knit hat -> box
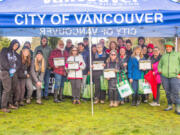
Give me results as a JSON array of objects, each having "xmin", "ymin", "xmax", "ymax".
[
  {"xmin": 36, "ymin": 50, "xmax": 43, "ymax": 56},
  {"xmin": 120, "ymin": 46, "xmax": 126, "ymax": 50},
  {"xmin": 164, "ymin": 41, "xmax": 175, "ymax": 47},
  {"xmin": 147, "ymin": 43, "xmax": 154, "ymax": 49}
]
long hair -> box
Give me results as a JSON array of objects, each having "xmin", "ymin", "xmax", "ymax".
[
  {"xmin": 131, "ymin": 46, "xmax": 144, "ymax": 59},
  {"xmin": 106, "ymin": 50, "xmax": 119, "ymax": 64},
  {"xmin": 109, "ymin": 41, "xmax": 118, "ymax": 50},
  {"xmin": 21, "ymin": 49, "xmax": 31, "ymax": 67},
  {"xmin": 69, "ymin": 46, "xmax": 79, "ymax": 56},
  {"xmin": 34, "ymin": 56, "xmax": 45, "ymax": 73}
]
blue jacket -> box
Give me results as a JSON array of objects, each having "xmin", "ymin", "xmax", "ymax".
[
  {"xmin": 128, "ymin": 57, "xmax": 144, "ymax": 80},
  {"xmin": 80, "ymin": 50, "xmax": 89, "ymax": 75}
]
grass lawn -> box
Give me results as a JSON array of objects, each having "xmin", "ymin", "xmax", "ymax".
[{"xmin": 0, "ymin": 90, "xmax": 180, "ymax": 135}]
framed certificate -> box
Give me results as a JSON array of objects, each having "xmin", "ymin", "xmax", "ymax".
[
  {"xmin": 139, "ymin": 60, "xmax": 152, "ymax": 70},
  {"xmin": 103, "ymin": 68, "xmax": 117, "ymax": 78},
  {"xmin": 68, "ymin": 61, "xmax": 79, "ymax": 70},
  {"xmin": 93, "ymin": 61, "xmax": 104, "ymax": 70},
  {"xmin": 53, "ymin": 57, "xmax": 65, "ymax": 67}
]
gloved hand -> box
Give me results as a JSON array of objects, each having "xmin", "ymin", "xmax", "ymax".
[{"xmin": 9, "ymin": 68, "xmax": 16, "ymax": 77}]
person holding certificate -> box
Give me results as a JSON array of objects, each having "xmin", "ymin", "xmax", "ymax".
[
  {"xmin": 128, "ymin": 46, "xmax": 145, "ymax": 106},
  {"xmin": 92, "ymin": 43, "xmax": 108, "ymax": 104},
  {"xmin": 66, "ymin": 47, "xmax": 86, "ymax": 104},
  {"xmin": 105, "ymin": 50, "xmax": 120, "ymax": 107},
  {"xmin": 49, "ymin": 40, "xmax": 69, "ymax": 103}
]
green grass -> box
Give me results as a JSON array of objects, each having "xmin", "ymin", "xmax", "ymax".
[{"xmin": 0, "ymin": 90, "xmax": 180, "ymax": 135}]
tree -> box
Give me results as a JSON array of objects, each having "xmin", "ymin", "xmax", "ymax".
[{"xmin": 0, "ymin": 37, "xmax": 11, "ymax": 51}]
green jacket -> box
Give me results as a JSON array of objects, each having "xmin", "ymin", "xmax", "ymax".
[
  {"xmin": 33, "ymin": 45, "xmax": 52, "ymax": 67},
  {"xmin": 158, "ymin": 51, "xmax": 180, "ymax": 78}
]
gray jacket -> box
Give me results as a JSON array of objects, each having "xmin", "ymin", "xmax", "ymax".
[{"xmin": 30, "ymin": 59, "xmax": 46, "ymax": 83}]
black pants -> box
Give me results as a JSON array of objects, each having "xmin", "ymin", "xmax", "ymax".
[
  {"xmin": 93, "ymin": 78, "xmax": 106, "ymax": 101},
  {"xmin": 70, "ymin": 79, "xmax": 81, "ymax": 100},
  {"xmin": 153, "ymin": 84, "xmax": 161, "ymax": 104}
]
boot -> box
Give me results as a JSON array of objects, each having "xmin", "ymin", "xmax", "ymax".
[
  {"xmin": 54, "ymin": 90, "xmax": 61, "ymax": 103},
  {"xmin": 1, "ymin": 108, "xmax": 11, "ymax": 113},
  {"xmin": 59, "ymin": 88, "xmax": 64, "ymax": 102},
  {"xmin": 131, "ymin": 95, "xmax": 136, "ymax": 106},
  {"xmin": 164, "ymin": 104, "xmax": 173, "ymax": 111},
  {"xmin": 175, "ymin": 104, "xmax": 180, "ymax": 115}
]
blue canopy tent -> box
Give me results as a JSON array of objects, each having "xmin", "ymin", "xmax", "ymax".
[{"xmin": 0, "ymin": 0, "xmax": 180, "ymax": 115}]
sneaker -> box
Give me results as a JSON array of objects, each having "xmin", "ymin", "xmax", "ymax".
[
  {"xmin": 76, "ymin": 100, "xmax": 81, "ymax": 104},
  {"xmin": 144, "ymin": 100, "xmax": 148, "ymax": 103},
  {"xmin": 44, "ymin": 96, "xmax": 49, "ymax": 100},
  {"xmin": 150, "ymin": 102, "xmax": 160, "ymax": 106},
  {"xmin": 120, "ymin": 101, "xmax": 125, "ymax": 105},
  {"xmin": 114, "ymin": 101, "xmax": 119, "ymax": 107},
  {"xmin": 164, "ymin": 105, "xmax": 173, "ymax": 111},
  {"xmin": 94, "ymin": 99, "xmax": 99, "ymax": 104},
  {"xmin": 100, "ymin": 100, "xmax": 105, "ymax": 104},
  {"xmin": 8, "ymin": 104, "xmax": 18, "ymax": 109},
  {"xmin": 26, "ymin": 99, "xmax": 31, "ymax": 104},
  {"xmin": 73, "ymin": 100, "xmax": 76, "ymax": 104},
  {"xmin": 109, "ymin": 101, "xmax": 114, "ymax": 107},
  {"xmin": 36, "ymin": 99, "xmax": 43, "ymax": 105},
  {"xmin": 19, "ymin": 101, "xmax": 25, "ymax": 106}
]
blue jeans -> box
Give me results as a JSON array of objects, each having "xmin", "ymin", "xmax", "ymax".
[
  {"xmin": 60, "ymin": 76, "xmax": 66, "ymax": 88},
  {"xmin": 42, "ymin": 69, "xmax": 51, "ymax": 97},
  {"xmin": 54, "ymin": 74, "xmax": 63, "ymax": 90},
  {"xmin": 132, "ymin": 80, "xmax": 139, "ymax": 95},
  {"xmin": 161, "ymin": 76, "xmax": 180, "ymax": 105}
]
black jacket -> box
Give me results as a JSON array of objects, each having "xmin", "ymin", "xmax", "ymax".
[{"xmin": 0, "ymin": 40, "xmax": 21, "ymax": 72}]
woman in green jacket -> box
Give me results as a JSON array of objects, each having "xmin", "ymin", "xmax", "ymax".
[{"xmin": 158, "ymin": 41, "xmax": 180, "ymax": 115}]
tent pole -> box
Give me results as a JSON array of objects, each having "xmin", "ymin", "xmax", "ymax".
[
  {"xmin": 175, "ymin": 36, "xmax": 178, "ymax": 52},
  {"xmin": 88, "ymin": 27, "xmax": 94, "ymax": 116}
]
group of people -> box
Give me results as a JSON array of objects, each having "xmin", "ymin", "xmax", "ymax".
[{"xmin": 0, "ymin": 36, "xmax": 180, "ymax": 115}]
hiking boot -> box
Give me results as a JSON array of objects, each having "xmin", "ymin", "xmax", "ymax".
[
  {"xmin": 164, "ymin": 105, "xmax": 173, "ymax": 111},
  {"xmin": 175, "ymin": 104, "xmax": 180, "ymax": 115},
  {"xmin": 19, "ymin": 101, "xmax": 25, "ymax": 106},
  {"xmin": 1, "ymin": 108, "xmax": 11, "ymax": 113},
  {"xmin": 8, "ymin": 104, "xmax": 18, "ymax": 109},
  {"xmin": 36, "ymin": 99, "xmax": 43, "ymax": 105},
  {"xmin": 26, "ymin": 98, "xmax": 31, "ymax": 104}
]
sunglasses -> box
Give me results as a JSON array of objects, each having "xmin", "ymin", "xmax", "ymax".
[{"xmin": 110, "ymin": 54, "xmax": 116, "ymax": 56}]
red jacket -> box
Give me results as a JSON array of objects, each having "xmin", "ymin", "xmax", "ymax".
[{"xmin": 49, "ymin": 48, "xmax": 69, "ymax": 76}]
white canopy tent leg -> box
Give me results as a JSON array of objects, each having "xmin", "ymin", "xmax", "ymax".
[
  {"xmin": 175, "ymin": 36, "xmax": 178, "ymax": 52},
  {"xmin": 88, "ymin": 27, "xmax": 94, "ymax": 116}
]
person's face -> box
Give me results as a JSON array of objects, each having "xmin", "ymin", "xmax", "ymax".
[
  {"xmin": 139, "ymin": 39, "xmax": 145, "ymax": 46},
  {"xmin": 148, "ymin": 48, "xmax": 153, "ymax": 53},
  {"xmin": 58, "ymin": 42, "xmax": 64, "ymax": 49},
  {"xmin": 36, "ymin": 54, "xmax": 43, "ymax": 61},
  {"xmin": 135, "ymin": 48, "xmax": 141, "ymax": 56},
  {"xmin": 126, "ymin": 43, "xmax": 132, "ymax": 50},
  {"xmin": 78, "ymin": 45, "xmax": 84, "ymax": 52},
  {"xmin": 66, "ymin": 40, "xmax": 72, "ymax": 48},
  {"xmin": 120, "ymin": 48, "xmax": 126, "ymax": 56},
  {"xmin": 22, "ymin": 49, "xmax": 30, "ymax": 57},
  {"xmin": 13, "ymin": 43, "xmax": 19, "ymax": 51},
  {"xmin": 153, "ymin": 48, "xmax": 160, "ymax": 57},
  {"xmin": 41, "ymin": 38, "xmax": 47, "ymax": 46},
  {"xmin": 110, "ymin": 43, "xmax": 116, "ymax": 50},
  {"xmin": 97, "ymin": 45, "xmax": 103, "ymax": 53},
  {"xmin": 72, "ymin": 49, "xmax": 78, "ymax": 56},
  {"xmin": 117, "ymin": 39, "xmax": 123, "ymax": 46},
  {"xmin": 143, "ymin": 47, "xmax": 147, "ymax": 54},
  {"xmin": 166, "ymin": 46, "xmax": 173, "ymax": 53},
  {"xmin": 100, "ymin": 39, "xmax": 105, "ymax": 46},
  {"xmin": 83, "ymin": 40, "xmax": 89, "ymax": 46},
  {"xmin": 110, "ymin": 53, "xmax": 117, "ymax": 60},
  {"xmin": 92, "ymin": 46, "xmax": 97, "ymax": 54}
]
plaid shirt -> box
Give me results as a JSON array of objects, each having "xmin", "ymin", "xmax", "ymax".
[{"xmin": 48, "ymin": 48, "xmax": 69, "ymax": 76}]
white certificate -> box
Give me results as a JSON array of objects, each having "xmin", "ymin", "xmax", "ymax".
[
  {"xmin": 139, "ymin": 60, "xmax": 152, "ymax": 70},
  {"xmin": 104, "ymin": 69, "xmax": 116, "ymax": 78},
  {"xmin": 93, "ymin": 61, "xmax": 104, "ymax": 70},
  {"xmin": 68, "ymin": 61, "xmax": 79, "ymax": 70},
  {"xmin": 53, "ymin": 58, "xmax": 65, "ymax": 67}
]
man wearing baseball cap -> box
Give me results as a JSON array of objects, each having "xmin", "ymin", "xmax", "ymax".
[{"xmin": 158, "ymin": 41, "xmax": 180, "ymax": 115}]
